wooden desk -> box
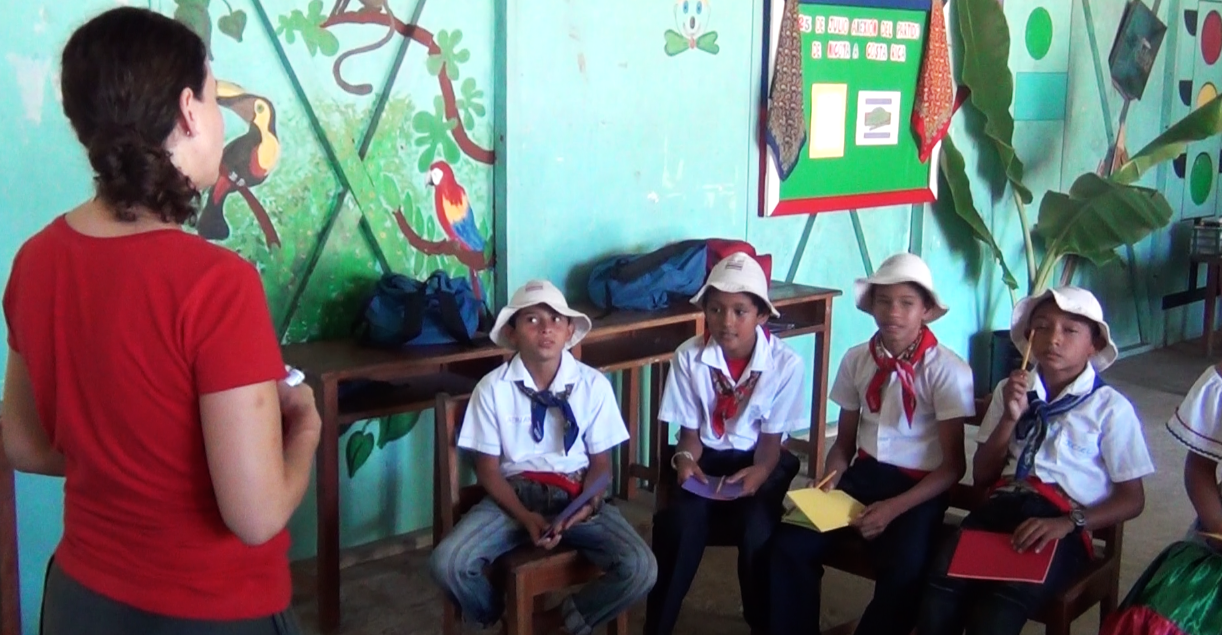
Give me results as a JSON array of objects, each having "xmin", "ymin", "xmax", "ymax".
[{"xmin": 282, "ymin": 281, "xmax": 838, "ymax": 632}]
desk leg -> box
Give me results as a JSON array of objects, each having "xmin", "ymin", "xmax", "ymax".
[
  {"xmin": 811, "ymin": 323, "xmax": 832, "ymax": 480},
  {"xmin": 317, "ymin": 382, "xmax": 341, "ymax": 633},
  {"xmin": 619, "ymin": 367, "xmax": 641, "ymax": 501}
]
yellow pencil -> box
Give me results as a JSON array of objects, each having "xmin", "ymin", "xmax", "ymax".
[
  {"xmin": 813, "ymin": 470, "xmax": 837, "ymax": 490},
  {"xmin": 1020, "ymin": 331, "xmax": 1034, "ymax": 371},
  {"xmin": 715, "ymin": 477, "xmax": 724, "ymax": 495}
]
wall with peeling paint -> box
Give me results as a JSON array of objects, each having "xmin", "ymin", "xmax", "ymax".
[{"xmin": 0, "ymin": 0, "xmax": 1217, "ymax": 632}]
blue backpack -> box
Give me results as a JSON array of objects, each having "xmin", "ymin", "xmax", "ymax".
[
  {"xmin": 356, "ymin": 270, "xmax": 486, "ymax": 347},
  {"xmin": 587, "ymin": 240, "xmax": 709, "ymax": 312}
]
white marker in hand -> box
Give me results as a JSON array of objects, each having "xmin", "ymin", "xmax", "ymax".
[{"xmin": 284, "ymin": 365, "xmax": 305, "ymax": 387}]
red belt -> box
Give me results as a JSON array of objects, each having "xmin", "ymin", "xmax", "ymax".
[
  {"xmin": 517, "ymin": 470, "xmax": 584, "ymax": 497},
  {"xmin": 990, "ymin": 476, "xmax": 1095, "ymax": 559}
]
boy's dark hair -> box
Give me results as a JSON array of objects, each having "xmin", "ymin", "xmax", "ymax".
[
  {"xmin": 701, "ymin": 289, "xmax": 771, "ymax": 317},
  {"xmin": 869, "ymin": 282, "xmax": 936, "ymax": 310},
  {"xmin": 61, "ymin": 7, "xmax": 208, "ymax": 226},
  {"xmin": 1029, "ymin": 297, "xmax": 1105, "ymax": 342}
]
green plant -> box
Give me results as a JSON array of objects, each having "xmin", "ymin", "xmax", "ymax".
[{"xmin": 937, "ymin": 0, "xmax": 1204, "ymax": 303}]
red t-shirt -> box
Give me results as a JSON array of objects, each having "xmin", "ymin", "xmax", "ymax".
[{"xmin": 2, "ymin": 216, "xmax": 290, "ymax": 619}]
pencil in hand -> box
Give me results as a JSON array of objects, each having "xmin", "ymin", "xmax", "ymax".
[
  {"xmin": 1020, "ymin": 331, "xmax": 1034, "ymax": 371},
  {"xmin": 813, "ymin": 470, "xmax": 837, "ymax": 491}
]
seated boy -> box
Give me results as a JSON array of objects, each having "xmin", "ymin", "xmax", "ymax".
[
  {"xmin": 769, "ymin": 252, "xmax": 974, "ymax": 635},
  {"xmin": 644, "ymin": 253, "xmax": 804, "ymax": 635},
  {"xmin": 917, "ymin": 286, "xmax": 1154, "ymax": 635},
  {"xmin": 429, "ymin": 280, "xmax": 657, "ymax": 635}
]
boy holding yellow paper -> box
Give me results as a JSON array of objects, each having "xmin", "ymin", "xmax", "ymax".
[{"xmin": 767, "ymin": 253, "xmax": 975, "ymax": 635}]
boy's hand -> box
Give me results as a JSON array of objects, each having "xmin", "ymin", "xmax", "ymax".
[
  {"xmin": 557, "ymin": 502, "xmax": 598, "ymax": 533},
  {"xmin": 676, "ymin": 455, "xmax": 708, "ymax": 486},
  {"xmin": 1002, "ymin": 370, "xmax": 1030, "ymax": 423},
  {"xmin": 851, "ymin": 498, "xmax": 902, "ymax": 540},
  {"xmin": 726, "ymin": 465, "xmax": 770, "ymax": 496},
  {"xmin": 1012, "ymin": 516, "xmax": 1073, "ymax": 554},
  {"xmin": 817, "ymin": 459, "xmax": 848, "ymax": 491},
  {"xmin": 519, "ymin": 511, "xmax": 554, "ymax": 546}
]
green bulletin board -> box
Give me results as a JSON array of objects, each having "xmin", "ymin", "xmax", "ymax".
[{"xmin": 760, "ymin": 0, "xmax": 938, "ymax": 216}]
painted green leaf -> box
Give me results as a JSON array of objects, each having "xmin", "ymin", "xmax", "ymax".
[
  {"xmin": 441, "ymin": 137, "xmax": 460, "ymax": 163},
  {"xmin": 174, "ymin": 0, "xmax": 212, "ymax": 54},
  {"xmin": 317, "ymin": 30, "xmax": 340, "ymax": 56},
  {"xmin": 938, "ymin": 135, "xmax": 1019, "ymax": 290},
  {"xmin": 376, "ymin": 414, "xmax": 418, "ymax": 449},
  {"xmin": 412, "ymin": 111, "xmax": 434, "ymax": 134},
  {"xmin": 217, "ymin": 10, "xmax": 246, "ymax": 42},
  {"xmin": 1031, "ymin": 173, "xmax": 1173, "ymax": 293},
  {"xmin": 461, "ymin": 78, "xmax": 477, "ymax": 97},
  {"xmin": 418, "ymin": 147, "xmax": 436, "ymax": 173},
  {"xmin": 376, "ymin": 174, "xmax": 399, "ymax": 208},
  {"xmin": 1112, "ymin": 95, "xmax": 1222, "ymax": 185},
  {"xmin": 426, "ymin": 54, "xmax": 444, "ymax": 76},
  {"xmin": 958, "ymin": 0, "xmax": 1031, "ymax": 203},
  {"xmin": 470, "ymin": 103, "xmax": 486, "ymax": 117},
  {"xmin": 346, "ymin": 430, "xmax": 375, "ymax": 477}
]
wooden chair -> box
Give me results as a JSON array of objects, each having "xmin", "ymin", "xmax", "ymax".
[
  {"xmin": 817, "ymin": 395, "xmax": 1125, "ymax": 635},
  {"xmin": 433, "ymin": 393, "xmax": 629, "ymax": 635}
]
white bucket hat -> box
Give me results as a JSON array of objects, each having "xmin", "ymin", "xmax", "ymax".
[
  {"xmin": 489, "ymin": 280, "xmax": 592, "ymax": 350},
  {"xmin": 690, "ymin": 252, "xmax": 780, "ymax": 317},
  {"xmin": 853, "ymin": 252, "xmax": 948, "ymax": 321},
  {"xmin": 1010, "ymin": 286, "xmax": 1118, "ymax": 372}
]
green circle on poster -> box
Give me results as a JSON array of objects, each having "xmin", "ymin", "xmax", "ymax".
[
  {"xmin": 1191, "ymin": 152, "xmax": 1214, "ymax": 205},
  {"xmin": 1025, "ymin": 7, "xmax": 1053, "ymax": 60}
]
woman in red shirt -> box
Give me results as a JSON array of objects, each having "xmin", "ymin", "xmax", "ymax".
[{"xmin": 1, "ymin": 7, "xmax": 320, "ymax": 634}]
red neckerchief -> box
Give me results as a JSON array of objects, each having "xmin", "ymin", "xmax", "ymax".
[
  {"xmin": 704, "ymin": 329, "xmax": 770, "ymax": 439},
  {"xmin": 866, "ymin": 326, "xmax": 938, "ymax": 426}
]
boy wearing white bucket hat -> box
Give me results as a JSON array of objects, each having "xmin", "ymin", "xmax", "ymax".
[
  {"xmin": 644, "ymin": 252, "xmax": 805, "ymax": 635},
  {"xmin": 917, "ymin": 286, "xmax": 1154, "ymax": 635},
  {"xmin": 768, "ymin": 252, "xmax": 975, "ymax": 635},
  {"xmin": 429, "ymin": 280, "xmax": 656, "ymax": 635}
]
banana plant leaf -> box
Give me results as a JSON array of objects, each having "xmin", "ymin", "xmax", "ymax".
[
  {"xmin": 938, "ymin": 135, "xmax": 1019, "ymax": 290},
  {"xmin": 1111, "ymin": 94, "xmax": 1222, "ymax": 185},
  {"xmin": 957, "ymin": 0, "xmax": 1032, "ymax": 204},
  {"xmin": 1031, "ymin": 173, "xmax": 1173, "ymax": 293}
]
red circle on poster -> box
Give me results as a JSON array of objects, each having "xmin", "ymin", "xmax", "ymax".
[{"xmin": 1204, "ymin": 11, "xmax": 1222, "ymax": 65}]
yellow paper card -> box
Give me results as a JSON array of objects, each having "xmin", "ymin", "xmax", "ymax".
[
  {"xmin": 786, "ymin": 488, "xmax": 865, "ymax": 532},
  {"xmin": 808, "ymin": 83, "xmax": 848, "ymax": 159}
]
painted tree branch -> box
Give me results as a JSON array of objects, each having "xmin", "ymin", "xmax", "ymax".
[
  {"xmin": 237, "ymin": 185, "xmax": 281, "ymax": 248},
  {"xmin": 321, "ymin": 10, "xmax": 496, "ymax": 165},
  {"xmin": 393, "ymin": 209, "xmax": 493, "ymax": 270}
]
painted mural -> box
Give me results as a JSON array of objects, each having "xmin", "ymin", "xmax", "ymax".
[
  {"xmin": 169, "ymin": 0, "xmax": 496, "ymax": 476},
  {"xmin": 174, "ymin": 0, "xmax": 495, "ymax": 338}
]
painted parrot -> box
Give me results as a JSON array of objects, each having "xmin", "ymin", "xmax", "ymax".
[
  {"xmin": 198, "ymin": 80, "xmax": 281, "ymax": 247},
  {"xmin": 426, "ymin": 160, "xmax": 486, "ymax": 298}
]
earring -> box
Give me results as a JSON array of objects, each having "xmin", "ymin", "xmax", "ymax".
[{"xmin": 186, "ymin": 129, "xmax": 193, "ymax": 138}]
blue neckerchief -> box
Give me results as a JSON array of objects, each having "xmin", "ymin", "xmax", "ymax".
[
  {"xmin": 514, "ymin": 381, "xmax": 579, "ymax": 454},
  {"xmin": 1014, "ymin": 374, "xmax": 1107, "ymax": 480}
]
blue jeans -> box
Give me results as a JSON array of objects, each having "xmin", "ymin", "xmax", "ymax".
[
  {"xmin": 428, "ymin": 480, "xmax": 656, "ymax": 635},
  {"xmin": 916, "ymin": 490, "xmax": 1089, "ymax": 635},
  {"xmin": 768, "ymin": 456, "xmax": 948, "ymax": 635}
]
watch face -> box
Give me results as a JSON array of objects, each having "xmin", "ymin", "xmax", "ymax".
[{"xmin": 1071, "ymin": 510, "xmax": 1086, "ymax": 526}]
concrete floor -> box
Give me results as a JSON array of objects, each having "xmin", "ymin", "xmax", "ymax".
[{"xmin": 290, "ymin": 341, "xmax": 1213, "ymax": 635}]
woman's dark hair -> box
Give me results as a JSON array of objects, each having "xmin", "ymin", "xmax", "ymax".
[{"xmin": 60, "ymin": 7, "xmax": 208, "ymax": 225}]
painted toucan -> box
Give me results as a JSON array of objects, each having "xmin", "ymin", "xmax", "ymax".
[
  {"xmin": 198, "ymin": 80, "xmax": 282, "ymax": 246},
  {"xmin": 426, "ymin": 160, "xmax": 486, "ymax": 298}
]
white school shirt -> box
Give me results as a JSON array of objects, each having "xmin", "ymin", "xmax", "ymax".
[
  {"xmin": 458, "ymin": 351, "xmax": 629, "ymax": 477},
  {"xmin": 830, "ymin": 342, "xmax": 975, "ymax": 471},
  {"xmin": 658, "ymin": 326, "xmax": 806, "ymax": 451},
  {"xmin": 976, "ymin": 364, "xmax": 1155, "ymax": 507},
  {"xmin": 1167, "ymin": 365, "xmax": 1222, "ymax": 461}
]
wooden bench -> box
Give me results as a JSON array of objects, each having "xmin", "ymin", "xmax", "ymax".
[{"xmin": 654, "ymin": 396, "xmax": 1124, "ymax": 635}]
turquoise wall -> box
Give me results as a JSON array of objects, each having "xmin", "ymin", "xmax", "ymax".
[{"xmin": 0, "ymin": 0, "xmax": 1213, "ymax": 632}]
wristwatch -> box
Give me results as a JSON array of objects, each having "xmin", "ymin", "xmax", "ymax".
[{"xmin": 1069, "ymin": 508, "xmax": 1087, "ymax": 529}]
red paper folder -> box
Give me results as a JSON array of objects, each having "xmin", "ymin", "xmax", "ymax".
[{"xmin": 947, "ymin": 529, "xmax": 1058, "ymax": 584}]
